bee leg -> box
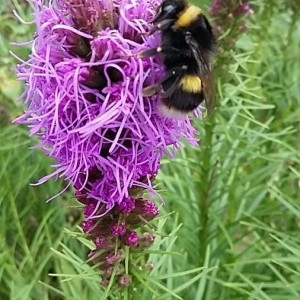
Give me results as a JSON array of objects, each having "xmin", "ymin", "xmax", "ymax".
[
  {"xmin": 137, "ymin": 45, "xmax": 181, "ymax": 58},
  {"xmin": 142, "ymin": 69, "xmax": 178, "ymax": 96},
  {"xmin": 137, "ymin": 47, "xmax": 163, "ymax": 58},
  {"xmin": 144, "ymin": 19, "xmax": 174, "ymax": 36},
  {"xmin": 161, "ymin": 77, "xmax": 181, "ymax": 98},
  {"xmin": 143, "ymin": 65, "xmax": 187, "ymax": 97},
  {"xmin": 142, "ymin": 84, "xmax": 162, "ymax": 97},
  {"xmin": 161, "ymin": 65, "xmax": 188, "ymax": 98}
]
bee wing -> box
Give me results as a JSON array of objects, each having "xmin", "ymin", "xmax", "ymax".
[
  {"xmin": 202, "ymin": 72, "xmax": 216, "ymax": 117},
  {"xmin": 185, "ymin": 35, "xmax": 216, "ymax": 116}
]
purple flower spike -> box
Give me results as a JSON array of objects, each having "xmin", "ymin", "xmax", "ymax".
[
  {"xmin": 14, "ymin": 0, "xmax": 199, "ymax": 213},
  {"xmin": 131, "ymin": 199, "xmax": 159, "ymax": 222},
  {"xmin": 95, "ymin": 235, "xmax": 107, "ymax": 248},
  {"xmin": 14, "ymin": 0, "xmax": 201, "ymax": 285}
]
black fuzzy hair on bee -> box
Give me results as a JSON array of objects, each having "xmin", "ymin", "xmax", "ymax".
[{"xmin": 138, "ymin": 0, "xmax": 216, "ymax": 117}]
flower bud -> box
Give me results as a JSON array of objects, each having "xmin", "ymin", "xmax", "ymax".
[
  {"xmin": 110, "ymin": 221, "xmax": 126, "ymax": 237},
  {"xmin": 82, "ymin": 220, "xmax": 94, "ymax": 232},
  {"xmin": 118, "ymin": 197, "xmax": 136, "ymax": 214},
  {"xmin": 122, "ymin": 230, "xmax": 139, "ymax": 247},
  {"xmin": 84, "ymin": 203, "xmax": 97, "ymax": 217},
  {"xmin": 127, "ymin": 199, "xmax": 159, "ymax": 225},
  {"xmin": 104, "ymin": 264, "xmax": 125, "ymax": 277},
  {"xmin": 118, "ymin": 274, "xmax": 132, "ymax": 287},
  {"xmin": 95, "ymin": 235, "xmax": 116, "ymax": 249},
  {"xmin": 106, "ymin": 249, "xmax": 125, "ymax": 265},
  {"xmin": 101, "ymin": 278, "xmax": 110, "ymax": 286},
  {"xmin": 137, "ymin": 199, "xmax": 159, "ymax": 221},
  {"xmin": 137, "ymin": 232, "xmax": 155, "ymax": 249}
]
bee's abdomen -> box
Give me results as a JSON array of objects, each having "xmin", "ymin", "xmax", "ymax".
[
  {"xmin": 179, "ymin": 74, "xmax": 202, "ymax": 93},
  {"xmin": 161, "ymin": 73, "xmax": 204, "ymax": 113},
  {"xmin": 162, "ymin": 90, "xmax": 204, "ymax": 113}
]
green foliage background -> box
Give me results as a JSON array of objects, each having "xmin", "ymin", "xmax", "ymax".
[{"xmin": 0, "ymin": 0, "xmax": 299, "ymax": 299}]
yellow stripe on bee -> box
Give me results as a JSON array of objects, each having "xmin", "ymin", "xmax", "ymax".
[
  {"xmin": 174, "ymin": 5, "xmax": 202, "ymax": 28},
  {"xmin": 180, "ymin": 75, "xmax": 202, "ymax": 93}
]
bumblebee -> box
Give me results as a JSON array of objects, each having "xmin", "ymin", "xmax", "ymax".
[{"xmin": 138, "ymin": 0, "xmax": 216, "ymax": 117}]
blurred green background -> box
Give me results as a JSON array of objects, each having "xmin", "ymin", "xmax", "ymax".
[{"xmin": 1, "ymin": 0, "xmax": 300, "ymax": 299}]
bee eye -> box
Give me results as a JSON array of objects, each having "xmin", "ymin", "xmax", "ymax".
[{"xmin": 163, "ymin": 5, "xmax": 175, "ymax": 13}]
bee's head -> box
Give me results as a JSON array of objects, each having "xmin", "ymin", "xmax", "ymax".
[{"xmin": 152, "ymin": 0, "xmax": 187, "ymax": 23}]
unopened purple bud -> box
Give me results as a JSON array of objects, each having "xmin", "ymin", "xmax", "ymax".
[
  {"xmin": 123, "ymin": 230, "xmax": 139, "ymax": 247},
  {"xmin": 118, "ymin": 274, "xmax": 132, "ymax": 287},
  {"xmin": 74, "ymin": 190, "xmax": 89, "ymax": 204},
  {"xmin": 106, "ymin": 249, "xmax": 125, "ymax": 265},
  {"xmin": 84, "ymin": 203, "xmax": 96, "ymax": 217},
  {"xmin": 118, "ymin": 197, "xmax": 135, "ymax": 213},
  {"xmin": 105, "ymin": 264, "xmax": 125, "ymax": 276},
  {"xmin": 136, "ymin": 199, "xmax": 159, "ymax": 222},
  {"xmin": 235, "ymin": 2, "xmax": 253, "ymax": 16},
  {"xmin": 143, "ymin": 200, "xmax": 159, "ymax": 216},
  {"xmin": 138, "ymin": 232, "xmax": 155, "ymax": 249},
  {"xmin": 143, "ymin": 232, "xmax": 155, "ymax": 241},
  {"xmin": 126, "ymin": 199, "xmax": 159, "ymax": 225},
  {"xmin": 101, "ymin": 278, "xmax": 110, "ymax": 286},
  {"xmin": 110, "ymin": 221, "xmax": 126, "ymax": 237},
  {"xmin": 95, "ymin": 235, "xmax": 116, "ymax": 249},
  {"xmin": 95, "ymin": 235, "xmax": 106, "ymax": 248},
  {"xmin": 82, "ymin": 220, "xmax": 93, "ymax": 232},
  {"xmin": 239, "ymin": 3, "xmax": 251, "ymax": 13},
  {"xmin": 209, "ymin": 0, "xmax": 224, "ymax": 16}
]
